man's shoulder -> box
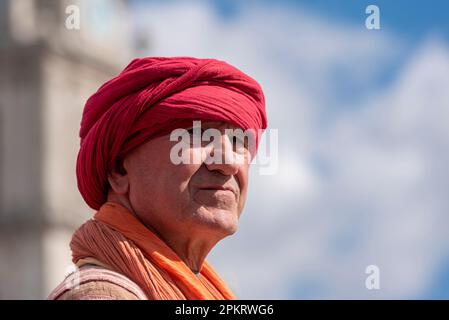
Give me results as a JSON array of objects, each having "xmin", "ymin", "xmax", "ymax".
[
  {"xmin": 56, "ymin": 280, "xmax": 140, "ymax": 300},
  {"xmin": 47, "ymin": 265, "xmax": 148, "ymax": 300}
]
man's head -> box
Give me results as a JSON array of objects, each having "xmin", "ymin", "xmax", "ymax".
[
  {"xmin": 76, "ymin": 57, "xmax": 267, "ymax": 241},
  {"xmin": 107, "ymin": 121, "xmax": 251, "ymax": 240}
]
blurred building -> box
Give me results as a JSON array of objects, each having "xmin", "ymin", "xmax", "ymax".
[{"xmin": 0, "ymin": 0, "xmax": 134, "ymax": 299}]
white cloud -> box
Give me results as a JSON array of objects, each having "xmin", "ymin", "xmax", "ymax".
[
  {"xmin": 316, "ymin": 38, "xmax": 449, "ymax": 298},
  {"xmin": 133, "ymin": 1, "xmax": 449, "ymax": 298}
]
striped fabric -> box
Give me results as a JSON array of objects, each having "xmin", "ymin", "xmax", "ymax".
[{"xmin": 47, "ymin": 265, "xmax": 148, "ymax": 300}]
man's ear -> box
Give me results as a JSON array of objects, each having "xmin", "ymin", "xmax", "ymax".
[{"xmin": 107, "ymin": 158, "xmax": 129, "ymax": 195}]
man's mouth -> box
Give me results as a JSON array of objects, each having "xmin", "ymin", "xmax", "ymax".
[{"xmin": 198, "ymin": 185, "xmax": 237, "ymax": 197}]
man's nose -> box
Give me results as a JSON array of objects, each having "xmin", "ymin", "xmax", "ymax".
[{"xmin": 204, "ymin": 134, "xmax": 240, "ymax": 176}]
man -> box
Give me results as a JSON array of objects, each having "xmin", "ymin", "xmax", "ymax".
[{"xmin": 48, "ymin": 57, "xmax": 267, "ymax": 300}]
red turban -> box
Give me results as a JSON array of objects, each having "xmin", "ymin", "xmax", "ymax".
[{"xmin": 76, "ymin": 57, "xmax": 267, "ymax": 210}]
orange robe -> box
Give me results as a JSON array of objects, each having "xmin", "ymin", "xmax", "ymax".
[{"xmin": 68, "ymin": 202, "xmax": 235, "ymax": 300}]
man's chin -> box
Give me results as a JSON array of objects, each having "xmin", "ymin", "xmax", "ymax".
[
  {"xmin": 196, "ymin": 207, "xmax": 239, "ymax": 236},
  {"xmin": 214, "ymin": 210, "xmax": 239, "ymax": 236}
]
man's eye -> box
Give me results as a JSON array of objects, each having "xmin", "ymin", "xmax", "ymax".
[
  {"xmin": 186, "ymin": 127, "xmax": 205, "ymax": 135},
  {"xmin": 186, "ymin": 128, "xmax": 207, "ymax": 146},
  {"xmin": 232, "ymin": 136, "xmax": 248, "ymax": 150}
]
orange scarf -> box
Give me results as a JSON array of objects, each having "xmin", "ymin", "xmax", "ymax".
[{"xmin": 70, "ymin": 202, "xmax": 236, "ymax": 300}]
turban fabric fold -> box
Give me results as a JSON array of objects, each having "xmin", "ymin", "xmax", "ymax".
[{"xmin": 77, "ymin": 57, "xmax": 267, "ymax": 210}]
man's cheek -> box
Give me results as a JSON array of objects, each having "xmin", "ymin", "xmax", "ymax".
[{"xmin": 171, "ymin": 150, "xmax": 203, "ymax": 179}]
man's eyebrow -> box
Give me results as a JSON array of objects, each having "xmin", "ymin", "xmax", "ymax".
[{"xmin": 202, "ymin": 121, "xmax": 226, "ymax": 129}]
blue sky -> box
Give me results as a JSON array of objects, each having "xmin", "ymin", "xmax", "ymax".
[
  {"xmin": 130, "ymin": 0, "xmax": 449, "ymax": 299},
  {"xmin": 211, "ymin": 0, "xmax": 449, "ymax": 103},
  {"xmin": 210, "ymin": 0, "xmax": 449, "ymax": 40},
  {"xmin": 134, "ymin": 0, "xmax": 449, "ymax": 42}
]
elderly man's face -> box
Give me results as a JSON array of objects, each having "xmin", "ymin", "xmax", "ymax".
[{"xmin": 120, "ymin": 121, "xmax": 251, "ymax": 240}]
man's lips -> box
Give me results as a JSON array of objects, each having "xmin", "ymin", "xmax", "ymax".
[{"xmin": 197, "ymin": 185, "xmax": 237, "ymax": 197}]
